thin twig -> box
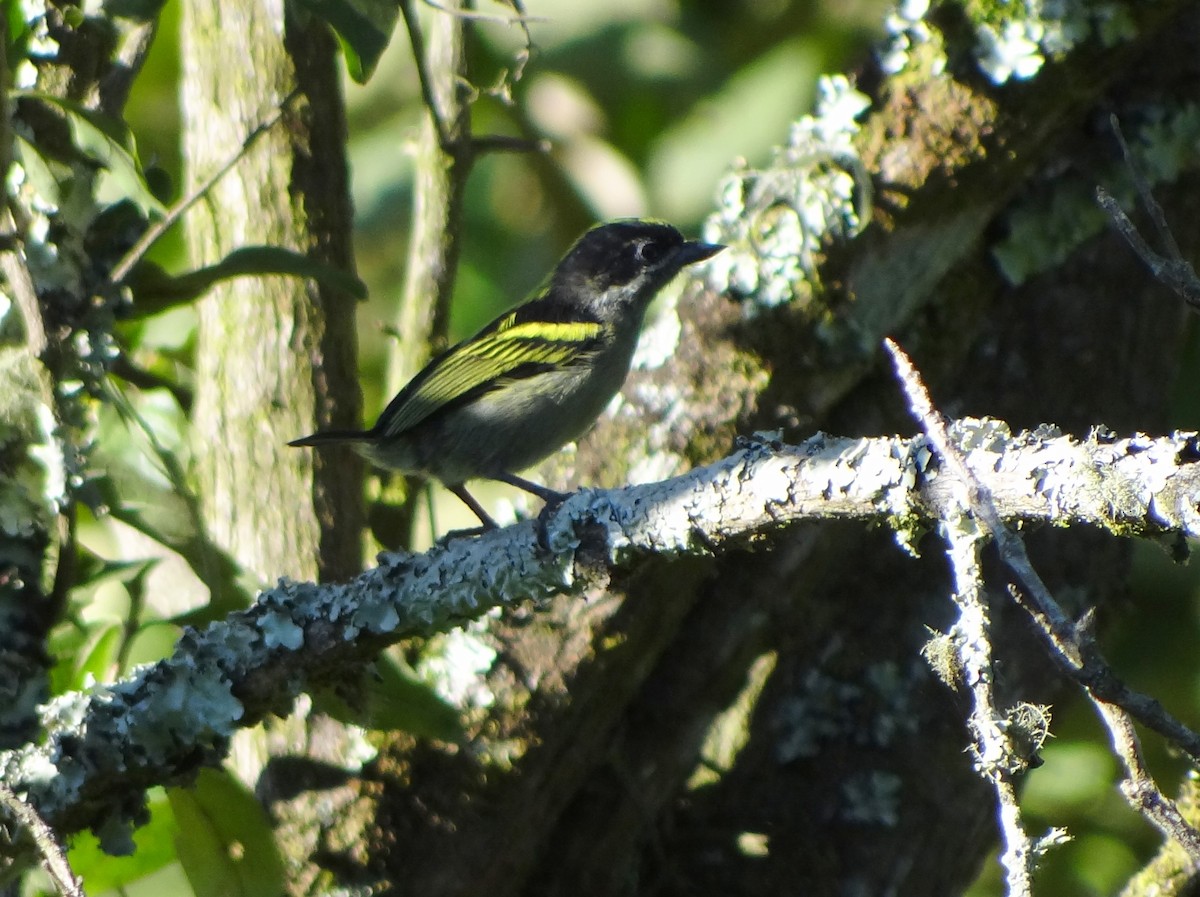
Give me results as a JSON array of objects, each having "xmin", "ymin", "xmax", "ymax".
[
  {"xmin": 885, "ymin": 339, "xmax": 1200, "ymax": 760},
  {"xmin": 995, "ymin": 776, "xmax": 1035, "ymax": 897},
  {"xmin": 943, "ymin": 517, "xmax": 1036, "ymax": 896},
  {"xmin": 406, "ymin": 0, "xmax": 545, "ymax": 159},
  {"xmin": 884, "ymin": 337, "xmax": 1200, "ymax": 863},
  {"xmin": 422, "ymin": 0, "xmax": 548, "ymax": 24},
  {"xmin": 1095, "ymin": 187, "xmax": 1200, "ymax": 307},
  {"xmin": 1092, "ymin": 691, "xmax": 1200, "ymax": 856},
  {"xmin": 508, "ymin": 0, "xmax": 535, "ymax": 54},
  {"xmin": 0, "ymin": 783, "xmax": 84, "ymax": 897},
  {"xmin": 1096, "ymin": 116, "xmax": 1200, "ymax": 306},
  {"xmin": 473, "ymin": 134, "xmax": 550, "ymax": 155},
  {"xmin": 480, "ymin": 0, "xmax": 535, "ymax": 106},
  {"xmin": 106, "ymin": 88, "xmax": 302, "ymax": 288},
  {"xmin": 1006, "ymin": 583, "xmax": 1200, "ymax": 767},
  {"xmin": 401, "ymin": 0, "xmax": 454, "ymax": 152},
  {"xmin": 1109, "ymin": 114, "xmax": 1181, "ymax": 260}
]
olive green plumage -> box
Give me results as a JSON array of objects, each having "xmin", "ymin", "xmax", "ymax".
[{"xmin": 290, "ymin": 219, "xmax": 724, "ymax": 528}]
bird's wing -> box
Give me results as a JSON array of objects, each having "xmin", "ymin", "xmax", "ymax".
[{"xmin": 378, "ymin": 314, "xmax": 605, "ymax": 437}]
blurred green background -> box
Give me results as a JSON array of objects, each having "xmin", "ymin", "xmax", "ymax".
[
  {"xmin": 48, "ymin": 0, "xmax": 1200, "ymax": 894},
  {"xmin": 125, "ymin": 0, "xmax": 886, "ymax": 420}
]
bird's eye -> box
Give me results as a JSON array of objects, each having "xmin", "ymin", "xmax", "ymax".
[{"xmin": 635, "ymin": 239, "xmax": 667, "ymax": 265}]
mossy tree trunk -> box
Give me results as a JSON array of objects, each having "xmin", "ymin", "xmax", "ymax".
[
  {"xmin": 180, "ymin": 0, "xmax": 362, "ymax": 589},
  {"xmin": 179, "ymin": 3, "xmax": 363, "ymax": 891}
]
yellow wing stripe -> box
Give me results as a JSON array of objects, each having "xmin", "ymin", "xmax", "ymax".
[
  {"xmin": 493, "ymin": 319, "xmax": 602, "ymax": 341},
  {"xmin": 380, "ymin": 320, "xmax": 603, "ymax": 436}
]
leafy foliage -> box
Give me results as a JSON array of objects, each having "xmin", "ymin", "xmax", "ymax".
[{"xmin": 10, "ymin": 1, "xmax": 1200, "ymax": 896}]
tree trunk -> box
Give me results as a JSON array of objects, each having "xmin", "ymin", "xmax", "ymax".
[
  {"xmin": 179, "ymin": 3, "xmax": 364, "ymax": 893},
  {"xmin": 181, "ymin": 0, "xmax": 362, "ymax": 588}
]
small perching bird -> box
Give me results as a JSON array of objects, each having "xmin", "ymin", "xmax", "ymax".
[{"xmin": 290, "ymin": 219, "xmax": 725, "ymax": 530}]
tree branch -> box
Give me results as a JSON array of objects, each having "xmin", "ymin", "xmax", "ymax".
[
  {"xmin": 0, "ymin": 783, "xmax": 83, "ymax": 897},
  {"xmin": 1096, "ymin": 115, "xmax": 1200, "ymax": 307},
  {"xmin": 4, "ymin": 424, "xmax": 1200, "ymax": 854},
  {"xmin": 886, "ymin": 338, "xmax": 1200, "ymax": 868}
]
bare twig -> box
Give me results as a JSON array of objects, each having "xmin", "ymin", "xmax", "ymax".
[
  {"xmin": 943, "ymin": 516, "xmax": 1036, "ymax": 896},
  {"xmin": 1109, "ymin": 114, "xmax": 1181, "ymax": 260},
  {"xmin": 474, "ymin": 0, "xmax": 534, "ymax": 107},
  {"xmin": 1096, "ymin": 187, "xmax": 1200, "ymax": 306},
  {"xmin": 884, "ymin": 337, "xmax": 1200, "ymax": 863},
  {"xmin": 422, "ymin": 0, "xmax": 548, "ymax": 25},
  {"xmin": 1092, "ymin": 685, "xmax": 1200, "ymax": 857},
  {"xmin": 473, "ymin": 133, "xmax": 550, "ymax": 155},
  {"xmin": 1096, "ymin": 116, "xmax": 1200, "ymax": 306},
  {"xmin": 106, "ymin": 88, "xmax": 302, "ymax": 288},
  {"xmin": 404, "ymin": 0, "xmax": 545, "ymax": 159},
  {"xmin": 401, "ymin": 0, "xmax": 455, "ymax": 152},
  {"xmin": 1006, "ymin": 584, "xmax": 1200, "ymax": 772},
  {"xmin": 0, "ymin": 783, "xmax": 84, "ymax": 897},
  {"xmin": 504, "ymin": 0, "xmax": 535, "ymax": 88}
]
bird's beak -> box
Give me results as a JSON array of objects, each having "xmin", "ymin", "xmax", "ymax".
[{"xmin": 677, "ymin": 240, "xmax": 726, "ymax": 266}]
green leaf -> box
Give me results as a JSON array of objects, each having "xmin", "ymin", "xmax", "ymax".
[
  {"xmin": 169, "ymin": 769, "xmax": 285, "ymax": 897},
  {"xmin": 68, "ymin": 790, "xmax": 182, "ymax": 894},
  {"xmin": 5, "ymin": 4, "xmax": 31, "ymax": 64},
  {"xmin": 103, "ymin": 493, "xmax": 254, "ymax": 622},
  {"xmin": 313, "ymin": 650, "xmax": 464, "ymax": 741},
  {"xmin": 124, "ymin": 621, "xmax": 184, "ymax": 672},
  {"xmin": 89, "ymin": 381, "xmax": 258, "ymax": 620},
  {"xmin": 71, "ymin": 557, "xmax": 158, "ymax": 596},
  {"xmin": 126, "ymin": 244, "xmax": 367, "ymax": 317},
  {"xmin": 296, "ymin": 0, "xmax": 401, "ymax": 83},
  {"xmin": 647, "ymin": 37, "xmax": 822, "ymax": 223},
  {"xmin": 14, "ymin": 91, "xmax": 166, "ymax": 218},
  {"xmin": 86, "ymin": 472, "xmax": 253, "ymax": 623},
  {"xmin": 12, "ymin": 134, "xmax": 65, "ymax": 207},
  {"xmin": 73, "ymin": 622, "xmax": 123, "ymax": 688}
]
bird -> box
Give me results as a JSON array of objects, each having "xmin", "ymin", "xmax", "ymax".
[{"xmin": 290, "ymin": 219, "xmax": 725, "ymax": 531}]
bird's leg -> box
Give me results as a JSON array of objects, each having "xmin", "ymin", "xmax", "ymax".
[
  {"xmin": 448, "ymin": 483, "xmax": 499, "ymax": 531},
  {"xmin": 494, "ymin": 474, "xmax": 571, "ymax": 551},
  {"xmin": 494, "ymin": 473, "xmax": 569, "ymax": 508}
]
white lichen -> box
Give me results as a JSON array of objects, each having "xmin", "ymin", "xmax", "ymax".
[
  {"xmin": 704, "ymin": 75, "xmax": 870, "ymax": 310},
  {"xmin": 419, "ymin": 621, "xmax": 499, "ymax": 709}
]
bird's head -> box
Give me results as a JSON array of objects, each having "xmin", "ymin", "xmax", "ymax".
[{"xmin": 550, "ymin": 220, "xmax": 725, "ymax": 321}]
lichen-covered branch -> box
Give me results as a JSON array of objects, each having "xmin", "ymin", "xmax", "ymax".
[
  {"xmin": 3, "ymin": 422, "xmax": 1200, "ymax": 859},
  {"xmin": 1, "ymin": 0, "xmax": 156, "ymax": 751},
  {"xmin": 0, "ymin": 783, "xmax": 82, "ymax": 897},
  {"xmin": 887, "ymin": 340, "xmax": 1200, "ymax": 881},
  {"xmin": 941, "ymin": 504, "xmax": 1036, "ymax": 897}
]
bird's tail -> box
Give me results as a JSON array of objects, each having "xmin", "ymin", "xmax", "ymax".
[{"xmin": 288, "ymin": 429, "xmax": 374, "ymax": 448}]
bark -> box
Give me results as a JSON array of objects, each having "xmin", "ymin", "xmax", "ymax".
[
  {"xmin": 181, "ymin": 0, "xmax": 362, "ymax": 587},
  {"xmin": 179, "ymin": 2, "xmax": 362, "ymax": 893},
  {"xmin": 0, "ymin": 4, "xmax": 153, "ymax": 750}
]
